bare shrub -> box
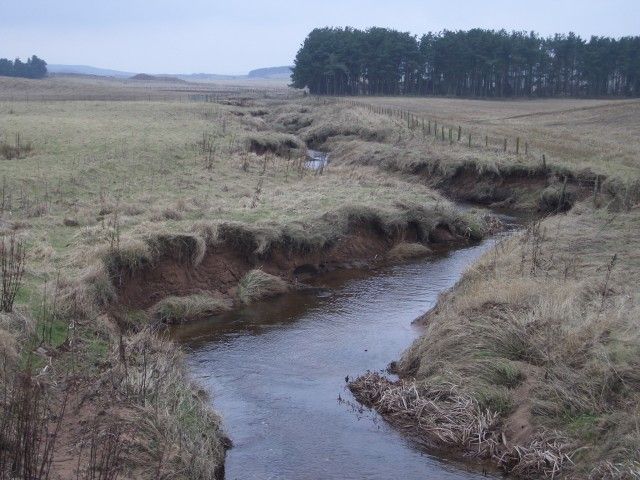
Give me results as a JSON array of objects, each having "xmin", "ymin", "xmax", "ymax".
[
  {"xmin": 0, "ymin": 373, "xmax": 67, "ymax": 480},
  {"xmin": 1, "ymin": 234, "xmax": 26, "ymax": 313}
]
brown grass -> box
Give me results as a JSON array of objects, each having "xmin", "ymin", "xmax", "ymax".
[
  {"xmin": 237, "ymin": 269, "xmax": 290, "ymax": 304},
  {"xmin": 352, "ymin": 97, "xmax": 640, "ymax": 178},
  {"xmin": 352, "ymin": 205, "xmax": 640, "ymax": 478},
  {"xmin": 385, "ymin": 242, "xmax": 431, "ymax": 260}
]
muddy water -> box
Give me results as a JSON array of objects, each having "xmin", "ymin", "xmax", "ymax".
[{"xmin": 173, "ymin": 235, "xmax": 512, "ymax": 480}]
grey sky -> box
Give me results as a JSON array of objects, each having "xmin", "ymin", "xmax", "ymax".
[{"xmin": 2, "ymin": 0, "xmax": 638, "ymax": 75}]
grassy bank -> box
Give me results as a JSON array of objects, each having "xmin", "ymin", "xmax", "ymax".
[
  {"xmin": 350, "ymin": 204, "xmax": 640, "ymax": 478},
  {"xmin": 273, "ymin": 99, "xmax": 640, "ymax": 212},
  {"xmin": 0, "ymin": 80, "xmax": 485, "ymax": 478},
  {"xmin": 321, "ymin": 96, "xmax": 640, "ymax": 478}
]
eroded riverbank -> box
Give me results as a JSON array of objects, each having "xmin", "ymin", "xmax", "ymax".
[{"xmin": 173, "ymin": 230, "xmax": 516, "ymax": 479}]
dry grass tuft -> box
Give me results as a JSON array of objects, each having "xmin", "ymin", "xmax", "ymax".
[
  {"xmin": 152, "ymin": 294, "xmax": 232, "ymax": 324},
  {"xmin": 386, "ymin": 242, "xmax": 431, "ymax": 260},
  {"xmin": 237, "ymin": 269, "xmax": 289, "ymax": 304}
]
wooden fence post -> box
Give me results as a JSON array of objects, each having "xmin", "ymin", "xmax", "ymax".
[
  {"xmin": 457, "ymin": 126, "xmax": 461, "ymax": 141},
  {"xmin": 503, "ymin": 138, "xmax": 507, "ymax": 152}
]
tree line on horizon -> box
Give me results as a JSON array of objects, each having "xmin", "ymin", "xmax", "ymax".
[
  {"xmin": 0, "ymin": 55, "xmax": 48, "ymax": 79},
  {"xmin": 291, "ymin": 27, "xmax": 640, "ymax": 97}
]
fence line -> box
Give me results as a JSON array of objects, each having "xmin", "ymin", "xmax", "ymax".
[{"xmin": 333, "ymin": 97, "xmax": 552, "ymax": 171}]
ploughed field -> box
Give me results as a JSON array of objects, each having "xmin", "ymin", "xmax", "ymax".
[{"xmin": 0, "ymin": 76, "xmax": 639, "ymax": 479}]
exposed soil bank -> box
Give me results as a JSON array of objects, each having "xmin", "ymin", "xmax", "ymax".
[{"xmin": 110, "ymin": 205, "xmax": 486, "ymax": 316}]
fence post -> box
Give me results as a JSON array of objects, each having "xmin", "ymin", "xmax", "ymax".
[
  {"xmin": 441, "ymin": 126, "xmax": 445, "ymax": 141},
  {"xmin": 468, "ymin": 134, "xmax": 472, "ymax": 147},
  {"xmin": 503, "ymin": 138, "xmax": 507, "ymax": 152},
  {"xmin": 516, "ymin": 137, "xmax": 520, "ymax": 154},
  {"xmin": 457, "ymin": 126, "xmax": 461, "ymax": 141},
  {"xmin": 485, "ymin": 135, "xmax": 488, "ymax": 147},
  {"xmin": 525, "ymin": 142, "xmax": 529, "ymax": 155}
]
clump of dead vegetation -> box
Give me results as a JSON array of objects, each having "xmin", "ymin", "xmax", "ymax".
[
  {"xmin": 0, "ymin": 133, "xmax": 32, "ymax": 160},
  {"xmin": 98, "ymin": 329, "xmax": 229, "ymax": 479},
  {"xmin": 351, "ymin": 205, "xmax": 640, "ymax": 478},
  {"xmin": 350, "ymin": 373, "xmax": 574, "ymax": 477},
  {"xmin": 244, "ymin": 132, "xmax": 305, "ymax": 156},
  {"xmin": 385, "ymin": 242, "xmax": 431, "ymax": 261},
  {"xmin": 152, "ymin": 294, "xmax": 232, "ymax": 324},
  {"xmin": 238, "ymin": 269, "xmax": 289, "ymax": 303}
]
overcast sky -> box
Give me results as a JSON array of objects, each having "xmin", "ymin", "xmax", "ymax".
[{"xmin": 2, "ymin": 0, "xmax": 638, "ymax": 75}]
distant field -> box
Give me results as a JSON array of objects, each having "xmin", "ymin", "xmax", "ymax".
[
  {"xmin": 355, "ymin": 96, "xmax": 640, "ymax": 176},
  {"xmin": 0, "ymin": 74, "xmax": 294, "ymax": 101}
]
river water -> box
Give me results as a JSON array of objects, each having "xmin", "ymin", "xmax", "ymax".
[{"xmin": 173, "ymin": 233, "xmax": 510, "ymax": 479}]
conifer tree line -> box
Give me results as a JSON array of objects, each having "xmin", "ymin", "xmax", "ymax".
[
  {"xmin": 291, "ymin": 28, "xmax": 640, "ymax": 97},
  {"xmin": 0, "ymin": 56, "xmax": 48, "ymax": 79}
]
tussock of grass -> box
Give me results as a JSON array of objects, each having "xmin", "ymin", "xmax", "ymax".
[
  {"xmin": 101, "ymin": 238, "xmax": 152, "ymax": 279},
  {"xmin": 147, "ymin": 234, "xmax": 207, "ymax": 266},
  {"xmin": 386, "ymin": 242, "xmax": 431, "ymax": 260},
  {"xmin": 0, "ymin": 310, "xmax": 35, "ymax": 389},
  {"xmin": 290, "ymin": 103, "xmax": 394, "ymax": 147},
  {"xmin": 107, "ymin": 329, "xmax": 228, "ymax": 479},
  {"xmin": 244, "ymin": 131, "xmax": 305, "ymax": 156},
  {"xmin": 350, "ymin": 373, "xmax": 574, "ymax": 477},
  {"xmin": 152, "ymin": 294, "xmax": 232, "ymax": 324},
  {"xmin": 237, "ymin": 269, "xmax": 289, "ymax": 304}
]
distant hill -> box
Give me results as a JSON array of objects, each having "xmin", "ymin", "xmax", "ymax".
[
  {"xmin": 48, "ymin": 64, "xmax": 135, "ymax": 78},
  {"xmin": 48, "ymin": 64, "xmax": 293, "ymax": 82},
  {"xmin": 248, "ymin": 66, "xmax": 293, "ymax": 80},
  {"xmin": 174, "ymin": 73, "xmax": 246, "ymax": 82},
  {"xmin": 131, "ymin": 73, "xmax": 186, "ymax": 83}
]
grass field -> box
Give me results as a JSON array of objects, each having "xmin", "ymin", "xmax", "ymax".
[
  {"xmin": 354, "ymin": 97, "xmax": 640, "ymax": 177},
  {"xmin": 1, "ymin": 76, "xmax": 639, "ymax": 479},
  {"xmin": 0, "ymin": 79, "xmax": 482, "ymax": 479},
  {"xmin": 339, "ymin": 98, "xmax": 640, "ymax": 476}
]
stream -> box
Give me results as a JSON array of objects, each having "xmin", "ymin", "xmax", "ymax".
[{"xmin": 172, "ymin": 224, "xmax": 520, "ymax": 479}]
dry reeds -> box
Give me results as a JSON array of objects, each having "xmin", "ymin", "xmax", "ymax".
[{"xmin": 350, "ymin": 372, "xmax": 575, "ymax": 477}]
